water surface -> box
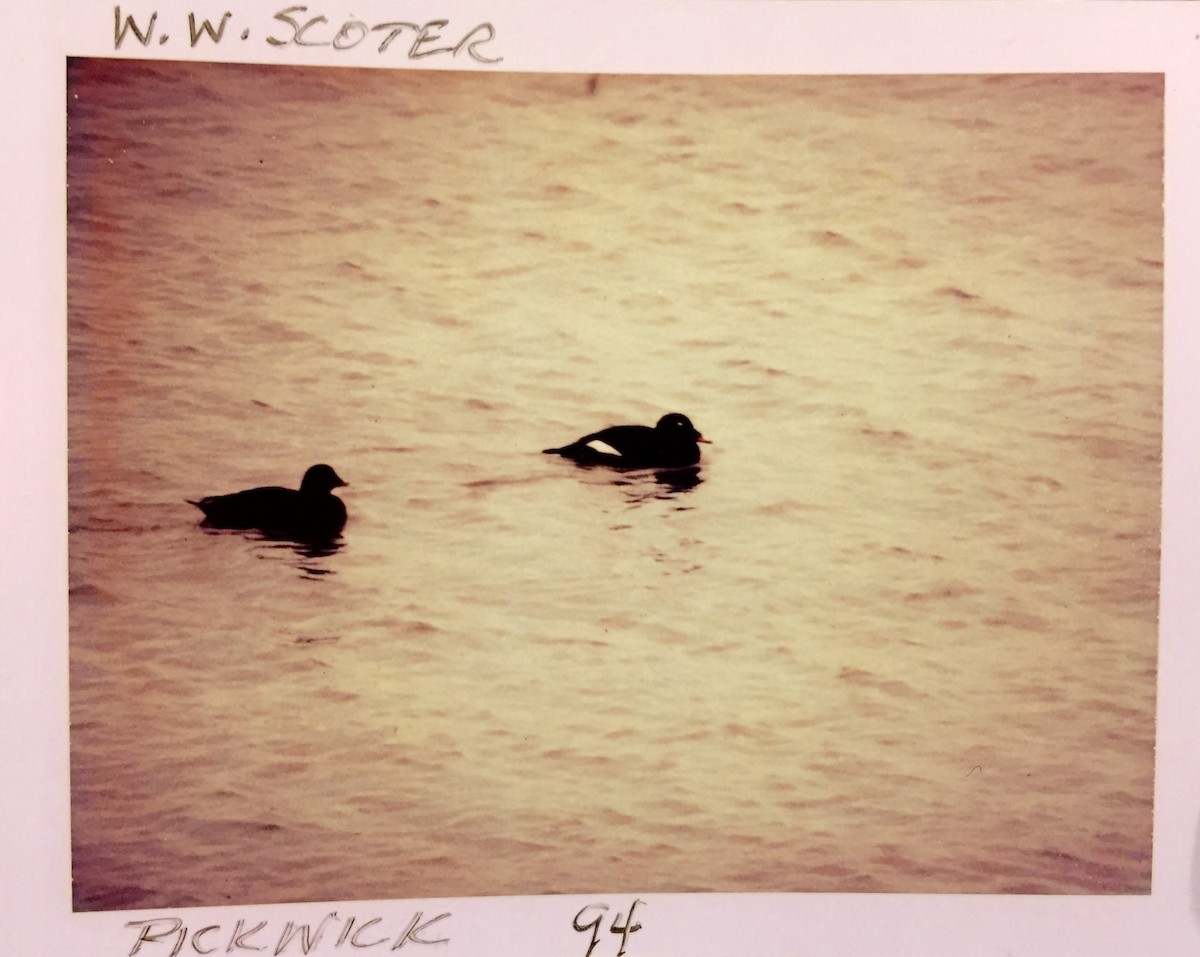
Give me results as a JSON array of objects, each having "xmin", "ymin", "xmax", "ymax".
[{"xmin": 67, "ymin": 62, "xmax": 1161, "ymax": 909}]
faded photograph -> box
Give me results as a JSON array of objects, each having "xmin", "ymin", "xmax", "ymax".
[{"xmin": 67, "ymin": 59, "xmax": 1161, "ymax": 910}]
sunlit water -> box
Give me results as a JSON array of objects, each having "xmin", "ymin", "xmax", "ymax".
[{"xmin": 67, "ymin": 62, "xmax": 1161, "ymax": 909}]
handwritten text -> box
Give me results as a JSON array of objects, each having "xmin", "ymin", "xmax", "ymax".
[
  {"xmin": 125, "ymin": 910, "xmax": 450, "ymax": 956},
  {"xmin": 573, "ymin": 900, "xmax": 644, "ymax": 957},
  {"xmin": 113, "ymin": 7, "xmax": 502, "ymax": 63}
]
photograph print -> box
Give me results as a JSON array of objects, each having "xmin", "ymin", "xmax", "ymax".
[{"xmin": 67, "ymin": 58, "xmax": 1162, "ymax": 910}]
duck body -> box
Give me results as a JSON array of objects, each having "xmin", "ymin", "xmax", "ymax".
[
  {"xmin": 189, "ymin": 464, "xmax": 347, "ymax": 540},
  {"xmin": 543, "ymin": 413, "xmax": 710, "ymax": 469}
]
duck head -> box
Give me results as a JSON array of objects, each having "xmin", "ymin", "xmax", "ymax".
[
  {"xmin": 656, "ymin": 413, "xmax": 712, "ymax": 446},
  {"xmin": 300, "ymin": 464, "xmax": 348, "ymax": 494}
]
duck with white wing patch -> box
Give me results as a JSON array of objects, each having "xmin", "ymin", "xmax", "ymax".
[{"xmin": 543, "ymin": 413, "xmax": 711, "ymax": 470}]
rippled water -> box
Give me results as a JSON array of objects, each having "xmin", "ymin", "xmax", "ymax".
[{"xmin": 67, "ymin": 61, "xmax": 1162, "ymax": 910}]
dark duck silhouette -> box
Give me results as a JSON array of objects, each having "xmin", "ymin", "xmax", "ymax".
[
  {"xmin": 543, "ymin": 413, "xmax": 711, "ymax": 469},
  {"xmin": 188, "ymin": 464, "xmax": 348, "ymax": 540}
]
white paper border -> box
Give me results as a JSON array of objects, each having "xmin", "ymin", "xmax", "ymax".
[{"xmin": 4, "ymin": 2, "xmax": 1198, "ymax": 955}]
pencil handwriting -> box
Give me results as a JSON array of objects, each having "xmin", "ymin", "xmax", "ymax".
[
  {"xmin": 125, "ymin": 910, "xmax": 451, "ymax": 955},
  {"xmin": 112, "ymin": 6, "xmax": 502, "ymax": 62}
]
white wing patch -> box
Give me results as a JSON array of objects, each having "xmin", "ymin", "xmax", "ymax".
[{"xmin": 586, "ymin": 439, "xmax": 622, "ymax": 457}]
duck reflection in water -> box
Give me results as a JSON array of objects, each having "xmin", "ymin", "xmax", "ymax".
[
  {"xmin": 612, "ymin": 465, "xmax": 704, "ymax": 507},
  {"xmin": 253, "ymin": 532, "xmax": 344, "ymax": 578}
]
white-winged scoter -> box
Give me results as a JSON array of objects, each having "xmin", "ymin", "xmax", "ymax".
[
  {"xmin": 188, "ymin": 464, "xmax": 348, "ymax": 539},
  {"xmin": 543, "ymin": 413, "xmax": 711, "ymax": 469}
]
